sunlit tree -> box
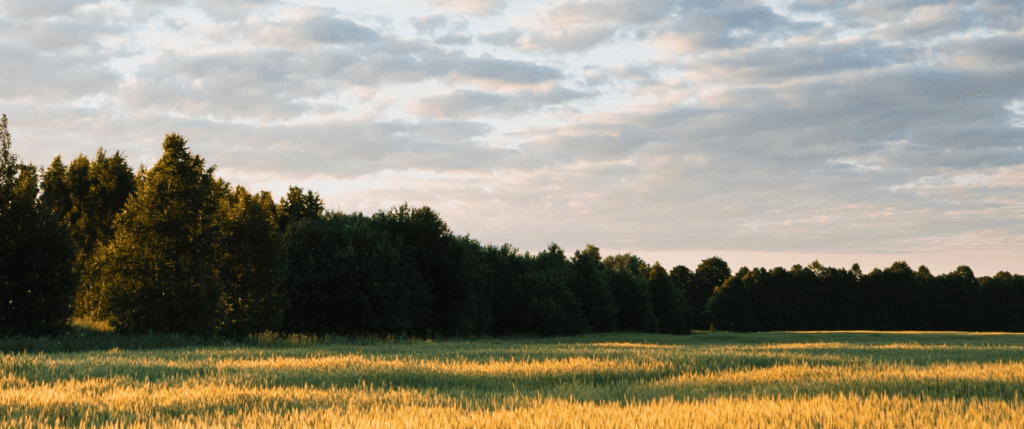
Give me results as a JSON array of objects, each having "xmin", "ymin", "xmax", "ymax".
[
  {"xmin": 41, "ymin": 149, "xmax": 135, "ymax": 317},
  {"xmin": 98, "ymin": 134, "xmax": 224, "ymax": 335}
]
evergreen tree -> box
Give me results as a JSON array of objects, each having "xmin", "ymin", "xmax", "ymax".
[
  {"xmin": 0, "ymin": 114, "xmax": 78, "ymax": 336},
  {"xmin": 97, "ymin": 134, "xmax": 224, "ymax": 335}
]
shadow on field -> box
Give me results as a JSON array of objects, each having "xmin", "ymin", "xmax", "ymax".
[{"xmin": 4, "ymin": 331, "xmax": 1024, "ymax": 404}]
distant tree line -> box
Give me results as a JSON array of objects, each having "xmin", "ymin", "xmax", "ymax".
[
  {"xmin": 706, "ymin": 262, "xmax": 1024, "ymax": 332},
  {"xmin": 2, "ymin": 121, "xmax": 1023, "ymax": 337}
]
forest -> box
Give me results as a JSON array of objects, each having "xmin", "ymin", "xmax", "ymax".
[{"xmin": 3, "ymin": 115, "xmax": 1024, "ymax": 338}]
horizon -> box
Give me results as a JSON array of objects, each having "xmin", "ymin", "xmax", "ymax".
[{"xmin": 2, "ymin": 0, "xmax": 1022, "ymax": 276}]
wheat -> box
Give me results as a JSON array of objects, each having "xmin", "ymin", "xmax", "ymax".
[{"xmin": 2, "ymin": 331, "xmax": 1023, "ymax": 428}]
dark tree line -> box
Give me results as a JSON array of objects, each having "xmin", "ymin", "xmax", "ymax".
[
  {"xmin": 2, "ymin": 123, "xmax": 1023, "ymax": 337},
  {"xmin": 705, "ymin": 262, "xmax": 1024, "ymax": 333}
]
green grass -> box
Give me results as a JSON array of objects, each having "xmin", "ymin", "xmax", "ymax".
[{"xmin": 3, "ymin": 326, "xmax": 1024, "ymax": 428}]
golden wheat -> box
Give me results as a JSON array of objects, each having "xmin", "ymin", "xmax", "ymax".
[{"xmin": 2, "ymin": 331, "xmax": 1023, "ymax": 428}]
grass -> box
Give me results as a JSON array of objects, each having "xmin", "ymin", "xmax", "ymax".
[{"xmin": 2, "ymin": 324, "xmax": 1024, "ymax": 428}]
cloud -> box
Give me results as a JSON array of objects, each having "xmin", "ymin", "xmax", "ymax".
[
  {"xmin": 478, "ymin": 0, "xmax": 677, "ymax": 53},
  {"xmin": 121, "ymin": 49, "xmax": 321, "ymax": 121},
  {"xmin": 0, "ymin": 0, "xmax": 95, "ymax": 19},
  {"xmin": 406, "ymin": 85, "xmax": 593, "ymax": 119},
  {"xmin": 649, "ymin": 4, "xmax": 815, "ymax": 55},
  {"xmin": 0, "ymin": 45, "xmax": 119, "ymax": 101},
  {"xmin": 300, "ymin": 16, "xmax": 380, "ymax": 44},
  {"xmin": 411, "ymin": 14, "xmax": 449, "ymax": 35},
  {"xmin": 426, "ymin": 0, "xmax": 506, "ymax": 16},
  {"xmin": 3, "ymin": 0, "xmax": 1024, "ymax": 273},
  {"xmin": 410, "ymin": 14, "xmax": 471, "ymax": 45}
]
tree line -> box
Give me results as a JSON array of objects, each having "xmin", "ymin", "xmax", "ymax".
[{"xmin": 2, "ymin": 119, "xmax": 1023, "ymax": 337}]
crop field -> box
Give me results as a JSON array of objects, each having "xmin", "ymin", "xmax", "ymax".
[{"xmin": 3, "ymin": 329, "xmax": 1024, "ymax": 428}]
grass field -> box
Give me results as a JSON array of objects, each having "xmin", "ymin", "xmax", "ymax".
[{"xmin": 3, "ymin": 325, "xmax": 1024, "ymax": 428}]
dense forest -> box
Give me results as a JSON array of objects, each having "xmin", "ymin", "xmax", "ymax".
[{"xmin": 2, "ymin": 116, "xmax": 1023, "ymax": 338}]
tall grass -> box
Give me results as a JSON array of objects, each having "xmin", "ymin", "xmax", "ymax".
[{"xmin": 2, "ymin": 330, "xmax": 1023, "ymax": 428}]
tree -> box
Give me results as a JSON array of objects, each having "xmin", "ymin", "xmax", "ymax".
[
  {"xmin": 0, "ymin": 114, "xmax": 78, "ymax": 336},
  {"xmin": 978, "ymin": 272, "xmax": 1023, "ymax": 332},
  {"xmin": 603, "ymin": 253, "xmax": 658, "ymax": 332},
  {"xmin": 706, "ymin": 267, "xmax": 759, "ymax": 332},
  {"xmin": 937, "ymin": 266, "xmax": 982, "ymax": 331},
  {"xmin": 649, "ymin": 262, "xmax": 691, "ymax": 334},
  {"xmin": 859, "ymin": 268, "xmax": 893, "ymax": 330},
  {"xmin": 689, "ymin": 256, "xmax": 731, "ymax": 329},
  {"xmin": 277, "ymin": 186, "xmax": 324, "ymax": 231},
  {"xmin": 97, "ymin": 134, "xmax": 224, "ymax": 335},
  {"xmin": 216, "ymin": 187, "xmax": 287, "ymax": 337},
  {"xmin": 808, "ymin": 261, "xmax": 860, "ymax": 330},
  {"xmin": 669, "ymin": 265, "xmax": 693, "ymax": 296},
  {"xmin": 487, "ymin": 243, "xmax": 531, "ymax": 335},
  {"xmin": 373, "ymin": 203, "xmax": 477, "ymax": 336},
  {"xmin": 281, "ymin": 212, "xmax": 427, "ymax": 336},
  {"xmin": 502, "ymin": 243, "xmax": 585, "ymax": 336},
  {"xmin": 603, "ymin": 253, "xmax": 650, "ymax": 276},
  {"xmin": 41, "ymin": 149, "xmax": 135, "ymax": 318},
  {"xmin": 569, "ymin": 245, "xmax": 618, "ymax": 332},
  {"xmin": 883, "ymin": 261, "xmax": 924, "ymax": 330}
]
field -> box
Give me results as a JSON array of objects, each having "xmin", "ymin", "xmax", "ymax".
[{"xmin": 3, "ymin": 327, "xmax": 1024, "ymax": 428}]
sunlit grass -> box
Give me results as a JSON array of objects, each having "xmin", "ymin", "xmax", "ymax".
[{"xmin": 2, "ymin": 330, "xmax": 1023, "ymax": 428}]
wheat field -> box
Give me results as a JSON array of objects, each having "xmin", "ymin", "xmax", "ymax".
[{"xmin": 2, "ymin": 330, "xmax": 1023, "ymax": 428}]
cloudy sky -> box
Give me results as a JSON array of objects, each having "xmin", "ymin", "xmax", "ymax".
[{"xmin": 2, "ymin": 0, "xmax": 1023, "ymax": 275}]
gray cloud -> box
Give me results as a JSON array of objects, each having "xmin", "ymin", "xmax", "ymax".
[
  {"xmin": 409, "ymin": 86, "xmax": 593, "ymax": 119},
  {"xmin": 122, "ymin": 49, "xmax": 321, "ymax": 120},
  {"xmin": 411, "ymin": 14, "xmax": 471, "ymax": 45},
  {"xmin": 0, "ymin": 45, "xmax": 119, "ymax": 101},
  {"xmin": 301, "ymin": 16, "xmax": 380, "ymax": 44},
  {"xmin": 0, "ymin": 0, "xmax": 95, "ymax": 19},
  {"xmin": 411, "ymin": 14, "xmax": 449, "ymax": 35}
]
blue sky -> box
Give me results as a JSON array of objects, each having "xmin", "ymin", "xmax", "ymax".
[{"xmin": 1, "ymin": 0, "xmax": 1022, "ymax": 275}]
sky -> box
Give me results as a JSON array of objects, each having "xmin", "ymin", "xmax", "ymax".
[{"xmin": 1, "ymin": 0, "xmax": 1023, "ymax": 276}]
